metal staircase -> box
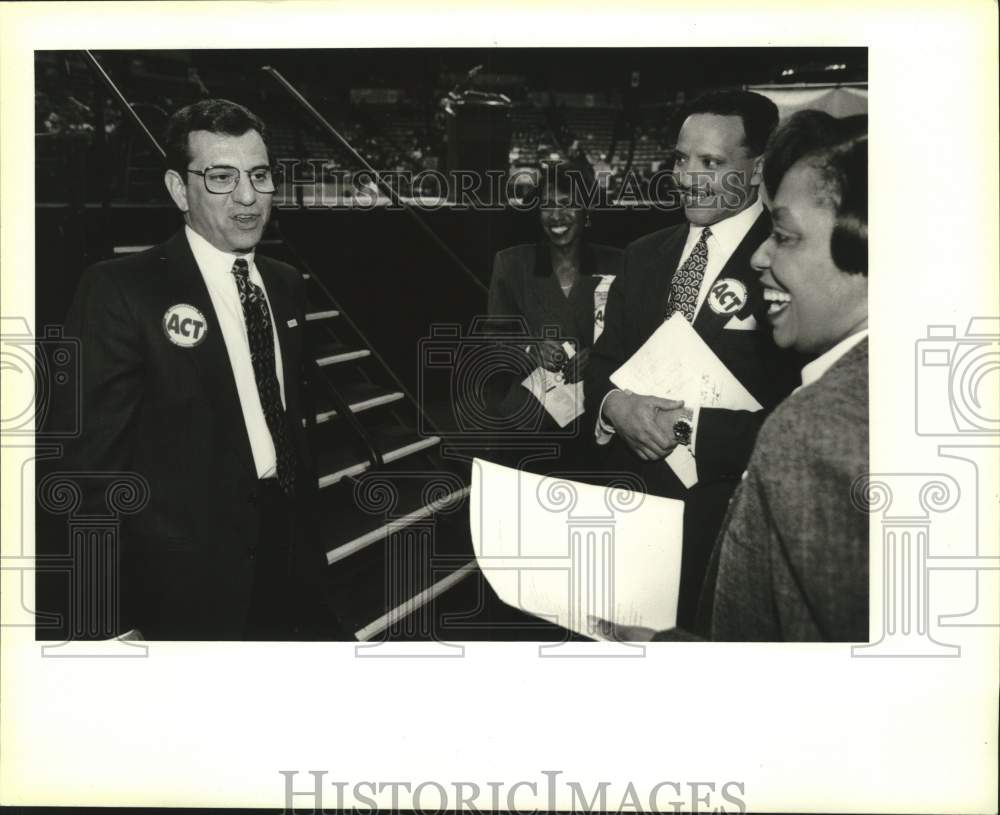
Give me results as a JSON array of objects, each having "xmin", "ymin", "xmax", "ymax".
[{"xmin": 255, "ymin": 227, "xmax": 478, "ymax": 640}]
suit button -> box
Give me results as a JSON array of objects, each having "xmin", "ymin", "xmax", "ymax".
[{"xmin": 248, "ymin": 489, "xmax": 259, "ymax": 505}]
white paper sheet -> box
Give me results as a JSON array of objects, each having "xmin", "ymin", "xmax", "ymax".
[
  {"xmin": 611, "ymin": 312, "xmax": 763, "ymax": 411},
  {"xmin": 469, "ymin": 458, "xmax": 685, "ymax": 639}
]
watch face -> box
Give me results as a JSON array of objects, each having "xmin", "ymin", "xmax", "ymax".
[{"xmin": 673, "ymin": 419, "xmax": 693, "ymax": 446}]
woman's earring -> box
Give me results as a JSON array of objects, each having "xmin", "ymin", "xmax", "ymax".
[{"xmin": 584, "ymin": 212, "xmax": 591, "ymax": 228}]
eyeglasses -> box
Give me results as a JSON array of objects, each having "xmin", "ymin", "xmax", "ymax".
[{"xmin": 186, "ymin": 165, "xmax": 277, "ymax": 194}]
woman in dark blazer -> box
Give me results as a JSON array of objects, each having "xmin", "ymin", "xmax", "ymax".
[{"xmin": 487, "ymin": 159, "xmax": 623, "ymax": 473}]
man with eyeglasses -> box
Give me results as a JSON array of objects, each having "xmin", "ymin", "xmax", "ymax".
[{"xmin": 57, "ymin": 98, "xmax": 344, "ymax": 640}]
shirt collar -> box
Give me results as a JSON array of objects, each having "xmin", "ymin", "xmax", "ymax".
[
  {"xmin": 184, "ymin": 225, "xmax": 255, "ymax": 276},
  {"xmin": 801, "ymin": 329, "xmax": 869, "ymax": 388},
  {"xmin": 688, "ymin": 193, "xmax": 765, "ymax": 255}
]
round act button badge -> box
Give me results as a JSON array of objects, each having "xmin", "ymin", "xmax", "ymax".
[
  {"xmin": 162, "ymin": 303, "xmax": 209, "ymax": 348},
  {"xmin": 707, "ymin": 278, "xmax": 748, "ymax": 316}
]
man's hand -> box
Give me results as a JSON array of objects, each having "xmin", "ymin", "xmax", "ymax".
[{"xmin": 602, "ymin": 391, "xmax": 685, "ymax": 460}]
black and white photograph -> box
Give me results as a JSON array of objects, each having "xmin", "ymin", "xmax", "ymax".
[
  {"xmin": 30, "ymin": 45, "xmax": 870, "ymax": 645},
  {"xmin": 1, "ymin": 2, "xmax": 997, "ymax": 813}
]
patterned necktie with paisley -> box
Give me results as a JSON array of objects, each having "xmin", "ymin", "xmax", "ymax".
[
  {"xmin": 667, "ymin": 226, "xmax": 712, "ymax": 322},
  {"xmin": 231, "ymin": 258, "xmax": 296, "ymax": 496}
]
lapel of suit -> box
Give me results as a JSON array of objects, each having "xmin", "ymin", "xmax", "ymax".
[
  {"xmin": 159, "ymin": 231, "xmax": 256, "ymax": 471},
  {"xmin": 256, "ymin": 257, "xmax": 298, "ymax": 402},
  {"xmin": 691, "ymin": 209, "xmax": 772, "ymax": 347}
]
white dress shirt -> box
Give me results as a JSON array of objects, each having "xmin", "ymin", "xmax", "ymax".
[
  {"xmin": 596, "ymin": 196, "xmax": 766, "ymax": 450},
  {"xmin": 185, "ymin": 225, "xmax": 286, "ymax": 480},
  {"xmin": 800, "ymin": 329, "xmax": 868, "ymax": 390}
]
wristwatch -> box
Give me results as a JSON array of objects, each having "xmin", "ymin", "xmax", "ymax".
[{"xmin": 672, "ymin": 419, "xmax": 692, "ymax": 446}]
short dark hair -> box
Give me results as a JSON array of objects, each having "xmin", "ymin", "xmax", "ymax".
[
  {"xmin": 523, "ymin": 156, "xmax": 598, "ymax": 209},
  {"xmin": 163, "ymin": 98, "xmax": 269, "ymax": 176},
  {"xmin": 764, "ymin": 110, "xmax": 868, "ymax": 275},
  {"xmin": 679, "ymin": 90, "xmax": 780, "ymax": 156}
]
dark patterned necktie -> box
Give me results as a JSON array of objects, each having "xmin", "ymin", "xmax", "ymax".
[
  {"xmin": 667, "ymin": 226, "xmax": 712, "ymax": 322},
  {"xmin": 231, "ymin": 258, "xmax": 296, "ymax": 495}
]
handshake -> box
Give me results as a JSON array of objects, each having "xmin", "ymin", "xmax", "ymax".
[{"xmin": 602, "ymin": 391, "xmax": 691, "ymax": 461}]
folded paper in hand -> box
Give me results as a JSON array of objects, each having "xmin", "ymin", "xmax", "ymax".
[
  {"xmin": 610, "ymin": 313, "xmax": 762, "ymax": 486},
  {"xmin": 521, "ymin": 341, "xmax": 584, "ymax": 427},
  {"xmin": 469, "ymin": 458, "xmax": 684, "ymax": 639}
]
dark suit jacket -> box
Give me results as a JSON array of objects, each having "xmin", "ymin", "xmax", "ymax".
[
  {"xmin": 489, "ymin": 242, "xmax": 624, "ymax": 350},
  {"xmin": 57, "ymin": 229, "xmax": 325, "ymax": 639},
  {"xmin": 697, "ymin": 338, "xmax": 870, "ymax": 641},
  {"xmin": 583, "ymin": 211, "xmax": 802, "ymax": 625}
]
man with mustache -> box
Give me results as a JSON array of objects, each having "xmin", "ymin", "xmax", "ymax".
[
  {"xmin": 56, "ymin": 99, "xmax": 341, "ymax": 640},
  {"xmin": 585, "ymin": 90, "xmax": 802, "ymax": 627}
]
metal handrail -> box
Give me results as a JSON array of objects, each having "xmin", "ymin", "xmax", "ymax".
[
  {"xmin": 268, "ymin": 219, "xmax": 443, "ymax": 440},
  {"xmin": 82, "ymin": 50, "xmax": 165, "ymax": 159},
  {"xmin": 261, "ymin": 65, "xmax": 487, "ymax": 295}
]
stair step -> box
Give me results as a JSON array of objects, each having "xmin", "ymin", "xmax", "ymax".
[
  {"xmin": 306, "ymin": 309, "xmax": 340, "ymax": 321},
  {"xmin": 315, "ymin": 342, "xmax": 371, "ymax": 367},
  {"xmin": 326, "ymin": 485, "xmax": 470, "ymax": 565},
  {"xmin": 352, "ymin": 562, "xmax": 476, "ymax": 641},
  {"xmin": 381, "ymin": 569, "xmax": 583, "ymax": 642},
  {"xmin": 314, "ymin": 424, "xmax": 441, "ymax": 488},
  {"xmin": 312, "ymin": 458, "xmax": 467, "ymax": 551},
  {"xmin": 311, "ymin": 383, "xmax": 404, "ymax": 424},
  {"xmin": 324, "ymin": 508, "xmax": 476, "ymax": 637},
  {"xmin": 381, "ymin": 435, "xmax": 440, "ymax": 465}
]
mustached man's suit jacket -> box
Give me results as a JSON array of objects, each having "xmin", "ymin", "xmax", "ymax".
[{"xmin": 584, "ymin": 211, "xmax": 803, "ymax": 625}]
